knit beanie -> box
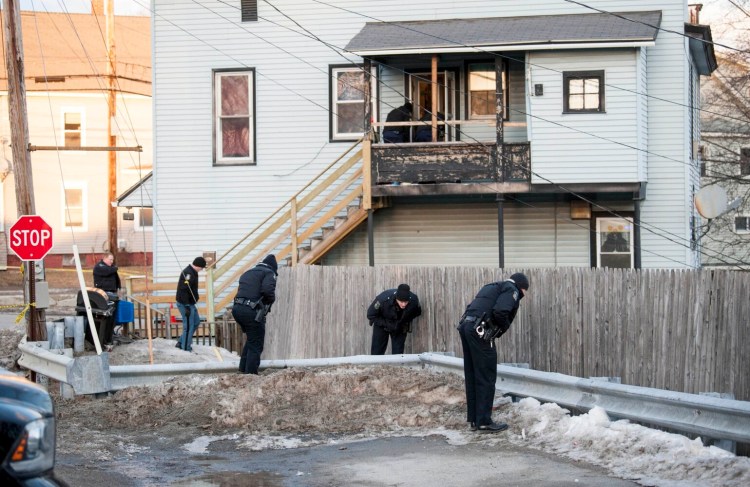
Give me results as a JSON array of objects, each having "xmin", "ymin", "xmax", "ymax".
[
  {"xmin": 192, "ymin": 257, "xmax": 207, "ymax": 268},
  {"xmin": 509, "ymin": 273, "xmax": 529, "ymax": 291},
  {"xmin": 395, "ymin": 284, "xmax": 411, "ymax": 301},
  {"xmin": 262, "ymin": 254, "xmax": 278, "ymax": 274}
]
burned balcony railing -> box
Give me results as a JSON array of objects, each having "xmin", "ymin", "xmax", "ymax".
[{"xmin": 371, "ymin": 141, "xmax": 530, "ymax": 184}]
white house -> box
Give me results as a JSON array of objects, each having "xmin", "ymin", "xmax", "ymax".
[
  {"xmin": 150, "ymin": 0, "xmax": 715, "ymax": 299},
  {"xmin": 0, "ymin": 9, "xmax": 152, "ymax": 269}
]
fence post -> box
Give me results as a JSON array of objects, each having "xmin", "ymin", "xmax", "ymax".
[
  {"xmin": 206, "ymin": 265, "xmax": 215, "ymax": 338},
  {"xmin": 291, "ymin": 198, "xmax": 298, "ymax": 266}
]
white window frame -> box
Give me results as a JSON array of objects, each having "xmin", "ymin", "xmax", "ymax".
[
  {"xmin": 135, "ymin": 208, "xmax": 153, "ymax": 231},
  {"xmin": 467, "ymin": 62, "xmax": 507, "ymax": 120},
  {"xmin": 213, "ymin": 69, "xmax": 255, "ymax": 165},
  {"xmin": 61, "ymin": 108, "xmax": 85, "ymax": 148},
  {"xmin": 330, "ymin": 66, "xmax": 368, "ymax": 141},
  {"xmin": 735, "ymin": 216, "xmax": 750, "ymax": 234},
  {"xmin": 61, "ymin": 181, "xmax": 88, "ymax": 230},
  {"xmin": 595, "ymin": 217, "xmax": 634, "ymax": 268}
]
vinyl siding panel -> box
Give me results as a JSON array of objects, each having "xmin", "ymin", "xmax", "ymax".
[{"xmin": 529, "ymin": 48, "xmax": 639, "ymax": 183}]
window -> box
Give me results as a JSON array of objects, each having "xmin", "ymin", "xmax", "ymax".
[
  {"xmin": 595, "ymin": 217, "xmax": 633, "ymax": 268},
  {"xmin": 136, "ymin": 208, "xmax": 153, "ymax": 231},
  {"xmin": 213, "ymin": 69, "xmax": 255, "ymax": 165},
  {"xmin": 63, "ymin": 110, "xmax": 83, "ymax": 147},
  {"xmin": 563, "ymin": 71, "xmax": 605, "ymax": 113},
  {"xmin": 240, "ymin": 0, "xmax": 257, "ymax": 22},
  {"xmin": 330, "ymin": 66, "xmax": 366, "ymax": 140},
  {"xmin": 740, "ymin": 148, "xmax": 750, "ymax": 176},
  {"xmin": 736, "ymin": 216, "xmax": 750, "ymax": 233},
  {"xmin": 62, "ymin": 183, "xmax": 87, "ymax": 229},
  {"xmin": 468, "ymin": 63, "xmax": 507, "ymax": 120}
]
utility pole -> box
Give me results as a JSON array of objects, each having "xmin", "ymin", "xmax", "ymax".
[
  {"xmin": 105, "ymin": 0, "xmax": 118, "ymax": 260},
  {"xmin": 3, "ymin": 0, "xmax": 44, "ymax": 342}
]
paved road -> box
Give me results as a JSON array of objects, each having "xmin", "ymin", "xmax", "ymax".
[{"xmin": 55, "ymin": 433, "xmax": 639, "ymax": 486}]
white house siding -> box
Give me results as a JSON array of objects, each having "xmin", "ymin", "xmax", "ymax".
[
  {"xmin": 639, "ymin": 1, "xmax": 697, "ymax": 268},
  {"xmin": 0, "ymin": 93, "xmax": 153, "ymax": 257},
  {"xmin": 153, "ymin": 0, "xmax": 697, "ymax": 273},
  {"xmin": 528, "ymin": 48, "xmax": 639, "ymax": 184},
  {"xmin": 323, "ymin": 201, "xmax": 590, "ymax": 267}
]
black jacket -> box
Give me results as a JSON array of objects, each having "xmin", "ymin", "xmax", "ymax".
[
  {"xmin": 385, "ymin": 104, "xmax": 413, "ymax": 138},
  {"xmin": 235, "ymin": 262, "xmax": 277, "ymax": 307},
  {"xmin": 465, "ymin": 280, "xmax": 523, "ymax": 336},
  {"xmin": 93, "ymin": 260, "xmax": 121, "ymax": 293},
  {"xmin": 367, "ymin": 289, "xmax": 422, "ymax": 333},
  {"xmin": 175, "ymin": 265, "xmax": 200, "ymax": 305}
]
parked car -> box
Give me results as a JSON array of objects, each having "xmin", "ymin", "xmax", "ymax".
[{"xmin": 0, "ymin": 369, "xmax": 68, "ymax": 486}]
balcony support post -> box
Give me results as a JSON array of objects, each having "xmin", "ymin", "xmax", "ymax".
[
  {"xmin": 495, "ymin": 57, "xmax": 504, "ymax": 181},
  {"xmin": 497, "ymin": 195, "xmax": 505, "ymax": 268}
]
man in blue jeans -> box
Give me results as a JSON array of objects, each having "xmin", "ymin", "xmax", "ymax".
[{"xmin": 175, "ymin": 256, "xmax": 206, "ymax": 351}]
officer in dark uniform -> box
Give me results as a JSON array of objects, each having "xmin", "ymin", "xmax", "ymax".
[
  {"xmin": 232, "ymin": 254, "xmax": 278, "ymax": 374},
  {"xmin": 367, "ymin": 283, "xmax": 422, "ymax": 355},
  {"xmin": 93, "ymin": 253, "xmax": 121, "ymax": 294},
  {"xmin": 175, "ymin": 256, "xmax": 206, "ymax": 351},
  {"xmin": 458, "ymin": 272, "xmax": 529, "ymax": 432}
]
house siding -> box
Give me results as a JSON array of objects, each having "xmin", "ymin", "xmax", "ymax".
[
  {"xmin": 152, "ymin": 0, "xmax": 697, "ymax": 273},
  {"xmin": 528, "ymin": 48, "xmax": 640, "ymax": 183}
]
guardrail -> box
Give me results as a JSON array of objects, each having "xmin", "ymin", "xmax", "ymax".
[{"xmin": 17, "ymin": 343, "xmax": 750, "ymax": 445}]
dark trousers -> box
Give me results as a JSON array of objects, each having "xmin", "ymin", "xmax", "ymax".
[
  {"xmin": 232, "ymin": 305, "xmax": 265, "ymax": 374},
  {"xmin": 458, "ymin": 319, "xmax": 498, "ymax": 426},
  {"xmin": 371, "ymin": 325, "xmax": 407, "ymax": 355}
]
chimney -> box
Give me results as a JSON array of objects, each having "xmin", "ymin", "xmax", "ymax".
[
  {"xmin": 688, "ymin": 4, "xmax": 703, "ymax": 25},
  {"xmin": 91, "ymin": 0, "xmax": 104, "ymax": 16}
]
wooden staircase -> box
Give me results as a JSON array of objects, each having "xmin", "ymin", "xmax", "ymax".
[{"xmin": 129, "ymin": 139, "xmax": 373, "ymax": 321}]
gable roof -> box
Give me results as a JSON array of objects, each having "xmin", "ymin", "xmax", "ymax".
[
  {"xmin": 117, "ymin": 172, "xmax": 152, "ymax": 208},
  {"xmin": 345, "ymin": 11, "xmax": 662, "ymax": 56},
  {"xmin": 0, "ymin": 12, "xmax": 150, "ymax": 96}
]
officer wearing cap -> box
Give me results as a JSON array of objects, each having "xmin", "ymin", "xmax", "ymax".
[
  {"xmin": 458, "ymin": 272, "xmax": 529, "ymax": 432},
  {"xmin": 175, "ymin": 256, "xmax": 206, "ymax": 351},
  {"xmin": 367, "ymin": 283, "xmax": 422, "ymax": 355},
  {"xmin": 232, "ymin": 255, "xmax": 278, "ymax": 374}
]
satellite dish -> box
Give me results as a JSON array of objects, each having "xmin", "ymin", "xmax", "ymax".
[{"xmin": 695, "ymin": 185, "xmax": 728, "ymax": 219}]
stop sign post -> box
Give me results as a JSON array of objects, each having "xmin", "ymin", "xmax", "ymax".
[{"xmin": 9, "ymin": 215, "xmax": 53, "ymax": 261}]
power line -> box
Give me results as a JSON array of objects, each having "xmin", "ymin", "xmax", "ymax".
[
  {"xmin": 727, "ymin": 0, "xmax": 750, "ymax": 19},
  {"xmin": 562, "ymin": 0, "xmax": 749, "ymax": 54}
]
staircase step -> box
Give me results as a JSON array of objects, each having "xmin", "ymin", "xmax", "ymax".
[
  {"xmin": 298, "ymin": 246, "xmax": 311, "ymax": 258},
  {"xmin": 322, "ymin": 226, "xmax": 336, "ymax": 238},
  {"xmin": 310, "ymin": 236, "xmax": 324, "ymax": 249},
  {"xmin": 333, "ymin": 216, "xmax": 348, "ymax": 229},
  {"xmin": 347, "ymin": 204, "xmax": 361, "ymax": 217}
]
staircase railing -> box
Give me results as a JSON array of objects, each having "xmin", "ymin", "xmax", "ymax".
[{"xmin": 204, "ymin": 138, "xmax": 371, "ymax": 321}]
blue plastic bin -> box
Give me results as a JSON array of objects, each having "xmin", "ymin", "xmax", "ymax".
[{"xmin": 116, "ymin": 300, "xmax": 134, "ymax": 324}]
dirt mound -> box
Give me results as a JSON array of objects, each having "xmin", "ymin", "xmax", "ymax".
[
  {"xmin": 0, "ymin": 328, "xmax": 24, "ymax": 370},
  {"xmin": 57, "ymin": 366, "xmax": 466, "ymax": 435}
]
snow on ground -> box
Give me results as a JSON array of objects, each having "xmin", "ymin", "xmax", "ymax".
[{"xmin": 3, "ymin": 334, "xmax": 748, "ymax": 486}]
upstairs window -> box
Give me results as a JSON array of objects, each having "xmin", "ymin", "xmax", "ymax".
[
  {"xmin": 736, "ymin": 216, "xmax": 750, "ymax": 233},
  {"xmin": 241, "ymin": 0, "xmax": 257, "ymax": 22},
  {"xmin": 468, "ymin": 63, "xmax": 507, "ymax": 120},
  {"xmin": 740, "ymin": 148, "xmax": 750, "ymax": 176},
  {"xmin": 214, "ymin": 69, "xmax": 255, "ymax": 165},
  {"xmin": 330, "ymin": 66, "xmax": 366, "ymax": 140},
  {"xmin": 563, "ymin": 70, "xmax": 605, "ymax": 113},
  {"xmin": 62, "ymin": 182, "xmax": 87, "ymax": 229},
  {"xmin": 63, "ymin": 111, "xmax": 83, "ymax": 147}
]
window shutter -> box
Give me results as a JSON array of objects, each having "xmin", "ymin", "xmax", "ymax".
[{"xmin": 241, "ymin": 0, "xmax": 258, "ymax": 22}]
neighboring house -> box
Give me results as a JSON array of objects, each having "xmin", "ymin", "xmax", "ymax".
[
  {"xmin": 150, "ymin": 0, "xmax": 715, "ymax": 286},
  {"xmin": 700, "ymin": 53, "xmax": 750, "ymax": 268},
  {"xmin": 0, "ymin": 9, "xmax": 152, "ymax": 268}
]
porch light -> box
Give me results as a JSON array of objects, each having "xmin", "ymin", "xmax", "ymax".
[{"xmin": 570, "ymin": 200, "xmax": 591, "ymax": 220}]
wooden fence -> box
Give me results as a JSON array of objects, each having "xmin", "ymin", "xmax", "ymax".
[{"xmin": 215, "ymin": 266, "xmax": 750, "ymax": 401}]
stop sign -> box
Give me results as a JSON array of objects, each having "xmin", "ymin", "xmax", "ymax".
[{"xmin": 9, "ymin": 215, "xmax": 54, "ymax": 261}]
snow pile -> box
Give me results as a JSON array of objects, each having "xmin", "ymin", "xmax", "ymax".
[
  {"xmin": 502, "ymin": 397, "xmax": 750, "ymax": 486},
  {"xmin": 0, "ymin": 328, "xmax": 24, "ymax": 370}
]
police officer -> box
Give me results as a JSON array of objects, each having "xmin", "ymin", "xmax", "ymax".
[
  {"xmin": 232, "ymin": 254, "xmax": 278, "ymax": 374},
  {"xmin": 93, "ymin": 253, "xmax": 121, "ymax": 294},
  {"xmin": 367, "ymin": 283, "xmax": 422, "ymax": 355},
  {"xmin": 458, "ymin": 272, "xmax": 529, "ymax": 432}
]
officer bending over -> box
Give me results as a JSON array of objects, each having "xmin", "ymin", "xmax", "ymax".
[
  {"xmin": 367, "ymin": 284, "xmax": 422, "ymax": 355},
  {"xmin": 458, "ymin": 273, "xmax": 529, "ymax": 432}
]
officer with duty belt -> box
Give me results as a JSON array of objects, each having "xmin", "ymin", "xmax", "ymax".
[
  {"xmin": 458, "ymin": 272, "xmax": 529, "ymax": 432},
  {"xmin": 231, "ymin": 254, "xmax": 278, "ymax": 374}
]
